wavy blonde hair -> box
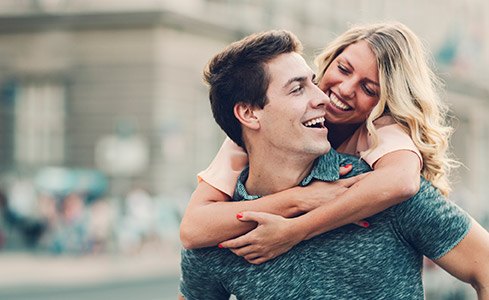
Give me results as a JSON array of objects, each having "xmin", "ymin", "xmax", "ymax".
[{"xmin": 315, "ymin": 22, "xmax": 457, "ymax": 196}]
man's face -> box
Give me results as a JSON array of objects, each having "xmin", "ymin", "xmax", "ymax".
[{"xmin": 254, "ymin": 52, "xmax": 331, "ymax": 158}]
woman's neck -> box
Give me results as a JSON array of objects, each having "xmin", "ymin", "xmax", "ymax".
[{"xmin": 326, "ymin": 122, "xmax": 362, "ymax": 149}]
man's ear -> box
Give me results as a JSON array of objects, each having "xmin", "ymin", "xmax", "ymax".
[{"xmin": 234, "ymin": 103, "xmax": 260, "ymax": 130}]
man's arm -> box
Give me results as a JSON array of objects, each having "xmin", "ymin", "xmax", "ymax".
[{"xmin": 434, "ymin": 220, "xmax": 489, "ymax": 299}]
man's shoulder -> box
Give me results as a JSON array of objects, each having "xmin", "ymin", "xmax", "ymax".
[
  {"xmin": 393, "ymin": 177, "xmax": 444, "ymax": 216},
  {"xmin": 331, "ymin": 151, "xmax": 372, "ymax": 177},
  {"xmin": 399, "ymin": 177, "xmax": 445, "ymax": 208},
  {"xmin": 390, "ymin": 178, "xmax": 471, "ymax": 259}
]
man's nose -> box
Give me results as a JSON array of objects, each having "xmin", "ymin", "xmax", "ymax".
[{"xmin": 311, "ymin": 84, "xmax": 329, "ymax": 107}]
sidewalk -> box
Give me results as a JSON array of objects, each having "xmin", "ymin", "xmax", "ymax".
[{"xmin": 0, "ymin": 245, "xmax": 181, "ymax": 289}]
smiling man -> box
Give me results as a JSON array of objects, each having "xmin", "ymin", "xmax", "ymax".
[{"xmin": 179, "ymin": 30, "xmax": 489, "ymax": 299}]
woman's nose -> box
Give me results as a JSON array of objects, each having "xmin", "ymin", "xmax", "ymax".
[{"xmin": 338, "ymin": 80, "xmax": 355, "ymax": 99}]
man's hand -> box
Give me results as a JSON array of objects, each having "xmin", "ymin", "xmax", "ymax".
[{"xmin": 218, "ymin": 211, "xmax": 302, "ymax": 265}]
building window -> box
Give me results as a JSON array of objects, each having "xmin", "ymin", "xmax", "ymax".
[{"xmin": 14, "ymin": 81, "xmax": 65, "ymax": 166}]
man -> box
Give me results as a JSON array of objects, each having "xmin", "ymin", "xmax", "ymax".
[{"xmin": 179, "ymin": 30, "xmax": 489, "ymax": 299}]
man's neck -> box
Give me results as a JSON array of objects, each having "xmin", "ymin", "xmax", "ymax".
[{"xmin": 244, "ymin": 149, "xmax": 316, "ymax": 196}]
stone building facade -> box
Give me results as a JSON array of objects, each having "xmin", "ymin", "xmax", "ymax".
[{"xmin": 0, "ymin": 0, "xmax": 487, "ymax": 219}]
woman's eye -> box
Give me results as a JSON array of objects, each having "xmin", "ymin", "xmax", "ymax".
[
  {"xmin": 362, "ymin": 84, "xmax": 377, "ymax": 97},
  {"xmin": 337, "ymin": 63, "xmax": 349, "ymax": 74}
]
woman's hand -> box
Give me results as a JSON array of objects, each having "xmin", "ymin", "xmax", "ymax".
[
  {"xmin": 218, "ymin": 211, "xmax": 303, "ymax": 265},
  {"xmin": 296, "ymin": 172, "xmax": 369, "ymax": 213},
  {"xmin": 219, "ymin": 209, "xmax": 369, "ymax": 265}
]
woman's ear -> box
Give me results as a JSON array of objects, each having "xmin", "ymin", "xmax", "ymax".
[{"xmin": 234, "ymin": 103, "xmax": 260, "ymax": 130}]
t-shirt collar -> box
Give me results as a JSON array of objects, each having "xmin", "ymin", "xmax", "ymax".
[{"xmin": 233, "ymin": 149, "xmax": 341, "ymax": 200}]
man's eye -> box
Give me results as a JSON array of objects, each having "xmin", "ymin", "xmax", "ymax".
[{"xmin": 291, "ymin": 86, "xmax": 304, "ymax": 94}]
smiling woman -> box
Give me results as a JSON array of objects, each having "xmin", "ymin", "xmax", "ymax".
[
  {"xmin": 320, "ymin": 40, "xmax": 380, "ymax": 126},
  {"xmin": 179, "ymin": 27, "xmax": 489, "ymax": 300},
  {"xmin": 180, "ymin": 22, "xmax": 456, "ymax": 264},
  {"xmin": 315, "ymin": 22, "xmax": 455, "ymax": 192}
]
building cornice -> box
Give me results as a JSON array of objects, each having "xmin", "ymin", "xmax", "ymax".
[{"xmin": 0, "ymin": 9, "xmax": 243, "ymax": 41}]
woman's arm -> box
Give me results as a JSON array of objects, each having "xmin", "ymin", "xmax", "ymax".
[
  {"xmin": 297, "ymin": 149, "xmax": 420, "ymax": 240},
  {"xmin": 179, "ymin": 181, "xmax": 300, "ymax": 249},
  {"xmin": 220, "ymin": 150, "xmax": 421, "ymax": 264},
  {"xmin": 179, "ymin": 166, "xmax": 361, "ymax": 249}
]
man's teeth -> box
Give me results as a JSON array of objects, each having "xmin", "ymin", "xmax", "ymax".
[
  {"xmin": 304, "ymin": 117, "xmax": 325, "ymax": 127},
  {"xmin": 329, "ymin": 93, "xmax": 351, "ymax": 110}
]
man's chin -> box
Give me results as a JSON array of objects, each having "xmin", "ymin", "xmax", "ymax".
[{"xmin": 306, "ymin": 144, "xmax": 331, "ymax": 156}]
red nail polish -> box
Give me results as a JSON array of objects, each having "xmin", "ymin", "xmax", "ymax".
[
  {"xmin": 345, "ymin": 164, "xmax": 352, "ymax": 168},
  {"xmin": 236, "ymin": 213, "xmax": 243, "ymax": 219},
  {"xmin": 218, "ymin": 244, "xmax": 224, "ymax": 248},
  {"xmin": 361, "ymin": 221, "xmax": 370, "ymax": 228}
]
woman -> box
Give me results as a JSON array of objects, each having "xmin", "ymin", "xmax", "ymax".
[{"xmin": 180, "ymin": 22, "xmax": 457, "ymax": 264}]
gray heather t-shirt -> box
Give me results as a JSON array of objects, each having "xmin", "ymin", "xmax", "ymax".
[{"xmin": 180, "ymin": 149, "xmax": 471, "ymax": 300}]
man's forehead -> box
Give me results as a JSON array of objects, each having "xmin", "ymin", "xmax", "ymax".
[{"xmin": 266, "ymin": 52, "xmax": 313, "ymax": 83}]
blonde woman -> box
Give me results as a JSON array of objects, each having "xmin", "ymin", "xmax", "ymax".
[{"xmin": 180, "ymin": 22, "xmax": 457, "ymax": 264}]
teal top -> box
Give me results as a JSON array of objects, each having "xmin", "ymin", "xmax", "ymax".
[{"xmin": 180, "ymin": 149, "xmax": 471, "ymax": 300}]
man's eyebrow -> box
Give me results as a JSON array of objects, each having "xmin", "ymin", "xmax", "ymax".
[{"xmin": 282, "ymin": 76, "xmax": 308, "ymax": 88}]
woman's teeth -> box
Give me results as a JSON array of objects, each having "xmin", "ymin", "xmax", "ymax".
[{"xmin": 329, "ymin": 93, "xmax": 351, "ymax": 111}]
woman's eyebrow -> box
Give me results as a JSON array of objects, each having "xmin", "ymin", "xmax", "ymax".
[
  {"xmin": 341, "ymin": 56, "xmax": 379, "ymax": 86},
  {"xmin": 339, "ymin": 56, "xmax": 354, "ymax": 70},
  {"xmin": 365, "ymin": 79, "xmax": 380, "ymax": 86}
]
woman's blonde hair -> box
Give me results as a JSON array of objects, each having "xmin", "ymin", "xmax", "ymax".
[{"xmin": 315, "ymin": 22, "xmax": 457, "ymax": 196}]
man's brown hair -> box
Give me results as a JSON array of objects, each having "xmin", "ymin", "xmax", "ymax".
[{"xmin": 203, "ymin": 29, "xmax": 302, "ymax": 148}]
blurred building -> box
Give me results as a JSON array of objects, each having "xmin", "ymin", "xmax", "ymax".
[
  {"xmin": 0, "ymin": 0, "xmax": 487, "ymax": 217},
  {"xmin": 0, "ymin": 1, "xmax": 487, "ymax": 299}
]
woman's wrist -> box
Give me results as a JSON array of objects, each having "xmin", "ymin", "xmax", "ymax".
[{"xmin": 287, "ymin": 216, "xmax": 310, "ymax": 242}]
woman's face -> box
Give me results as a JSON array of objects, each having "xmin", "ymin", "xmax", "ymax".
[{"xmin": 318, "ymin": 40, "xmax": 380, "ymax": 125}]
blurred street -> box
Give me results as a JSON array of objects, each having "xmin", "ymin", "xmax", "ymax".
[
  {"xmin": 0, "ymin": 249, "xmax": 181, "ymax": 300},
  {"xmin": 0, "ymin": 276, "xmax": 179, "ymax": 300}
]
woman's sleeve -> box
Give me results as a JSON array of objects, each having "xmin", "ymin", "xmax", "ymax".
[
  {"xmin": 361, "ymin": 117, "xmax": 423, "ymax": 169},
  {"xmin": 197, "ymin": 137, "xmax": 248, "ymax": 197}
]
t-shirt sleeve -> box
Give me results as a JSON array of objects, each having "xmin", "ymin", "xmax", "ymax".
[
  {"xmin": 393, "ymin": 180, "xmax": 472, "ymax": 260},
  {"xmin": 197, "ymin": 137, "xmax": 248, "ymax": 197},
  {"xmin": 361, "ymin": 117, "xmax": 423, "ymax": 169},
  {"xmin": 179, "ymin": 249, "xmax": 229, "ymax": 300}
]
